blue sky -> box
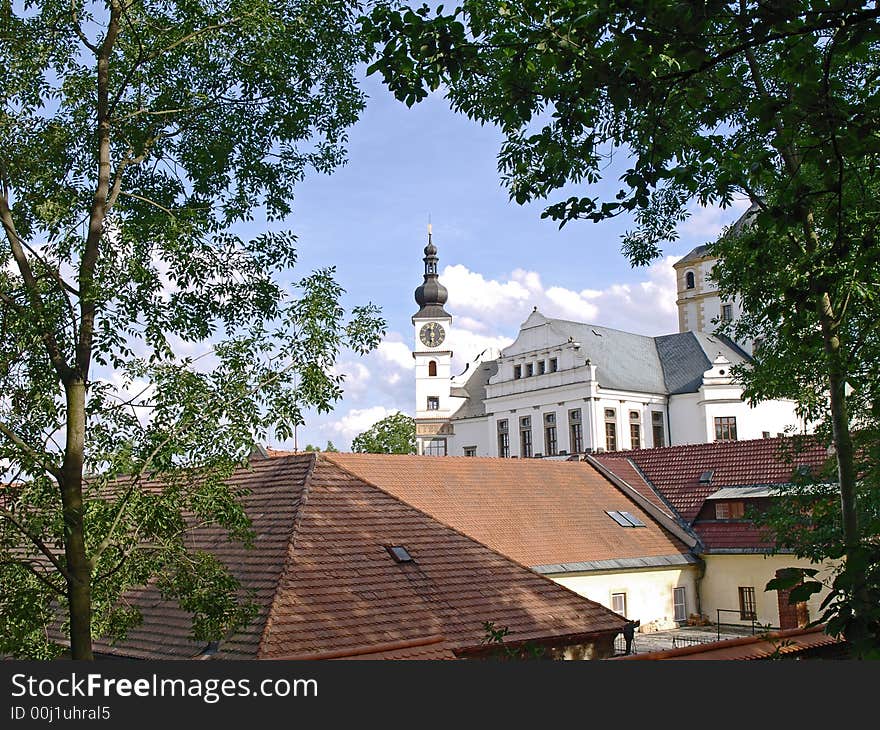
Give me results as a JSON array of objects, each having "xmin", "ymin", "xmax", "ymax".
[{"xmin": 267, "ymin": 73, "xmax": 750, "ymax": 450}]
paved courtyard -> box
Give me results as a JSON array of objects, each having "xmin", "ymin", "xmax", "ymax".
[{"xmin": 615, "ymin": 624, "xmax": 763, "ymax": 656}]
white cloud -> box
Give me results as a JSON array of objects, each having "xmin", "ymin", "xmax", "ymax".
[
  {"xmin": 327, "ymin": 406, "xmax": 403, "ymax": 440},
  {"xmin": 438, "ymin": 255, "xmax": 680, "ymax": 337},
  {"xmin": 334, "ymin": 361, "xmax": 371, "ymax": 396},
  {"xmin": 679, "ymin": 198, "xmax": 752, "ymax": 241},
  {"xmin": 376, "ymin": 339, "xmax": 414, "ymax": 370}
]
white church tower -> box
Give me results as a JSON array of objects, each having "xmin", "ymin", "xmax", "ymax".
[{"xmin": 412, "ymin": 226, "xmax": 455, "ymax": 455}]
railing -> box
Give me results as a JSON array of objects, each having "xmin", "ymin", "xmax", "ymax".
[
  {"xmin": 613, "ymin": 633, "xmax": 637, "ymax": 656},
  {"xmin": 715, "ymin": 608, "xmax": 758, "ymax": 641},
  {"xmin": 671, "ymin": 633, "xmax": 716, "ymax": 649}
]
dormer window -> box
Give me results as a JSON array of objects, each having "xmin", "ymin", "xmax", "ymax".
[
  {"xmin": 715, "ymin": 502, "xmax": 745, "ymax": 520},
  {"xmin": 685, "ymin": 271, "xmax": 695, "ymax": 289}
]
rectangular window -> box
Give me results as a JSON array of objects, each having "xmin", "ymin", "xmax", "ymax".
[
  {"xmin": 605, "ymin": 409, "xmax": 617, "ymax": 452},
  {"xmin": 651, "ymin": 411, "xmax": 665, "ymax": 448},
  {"xmin": 544, "ymin": 412, "xmax": 558, "ymax": 456},
  {"xmin": 568, "ymin": 409, "xmax": 583, "ymax": 454},
  {"xmin": 762, "ymin": 431, "xmax": 771, "ymax": 438},
  {"xmin": 427, "ymin": 396, "xmax": 439, "ymax": 411},
  {"xmin": 715, "ymin": 416, "xmax": 738, "ymax": 441},
  {"xmin": 520, "ymin": 416, "xmax": 532, "ymax": 458},
  {"xmin": 673, "ymin": 587, "xmax": 687, "ymax": 623},
  {"xmin": 525, "ymin": 363, "xmax": 534, "ymax": 377},
  {"xmin": 513, "ymin": 365, "xmax": 521, "ymax": 380},
  {"xmin": 537, "ymin": 360, "xmax": 546, "ymax": 375},
  {"xmin": 739, "ymin": 587, "xmax": 757, "ymax": 621},
  {"xmin": 722, "ymin": 303, "xmax": 733, "ymax": 322},
  {"xmin": 630, "ymin": 423, "xmax": 641, "ymax": 449},
  {"xmin": 497, "ymin": 420, "xmax": 509, "ymax": 458},
  {"xmin": 423, "ymin": 438, "xmax": 446, "ymax": 456},
  {"xmin": 604, "ymin": 410, "xmax": 617, "ymax": 452},
  {"xmin": 463, "ymin": 446, "xmax": 477, "ymax": 457},
  {"xmin": 611, "ymin": 592, "xmax": 627, "ymax": 618},
  {"xmin": 715, "ymin": 501, "xmax": 745, "ymax": 520},
  {"xmin": 549, "ymin": 357, "xmax": 558, "ymax": 373}
]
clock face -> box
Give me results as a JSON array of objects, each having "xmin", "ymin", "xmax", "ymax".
[{"xmin": 419, "ymin": 322, "xmax": 446, "ymax": 348}]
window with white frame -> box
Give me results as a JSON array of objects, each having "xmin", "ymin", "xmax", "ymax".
[
  {"xmin": 673, "ymin": 587, "xmax": 687, "ymax": 622},
  {"xmin": 497, "ymin": 420, "xmax": 509, "ymax": 458},
  {"xmin": 544, "ymin": 412, "xmax": 557, "ymax": 456},
  {"xmin": 423, "ymin": 438, "xmax": 446, "ymax": 456},
  {"xmin": 604, "ymin": 408, "xmax": 617, "ymax": 452},
  {"xmin": 569, "ymin": 408, "xmax": 583, "ymax": 454},
  {"xmin": 629, "ymin": 410, "xmax": 641, "ymax": 449},
  {"xmin": 520, "ymin": 416, "xmax": 532, "ymax": 458},
  {"xmin": 611, "ymin": 592, "xmax": 627, "ymax": 618},
  {"xmin": 652, "ymin": 411, "xmax": 665, "ymax": 447}
]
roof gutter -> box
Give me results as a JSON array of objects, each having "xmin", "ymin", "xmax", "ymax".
[
  {"xmin": 583, "ymin": 454, "xmax": 699, "ymax": 549},
  {"xmin": 269, "ymin": 635, "xmax": 447, "ymax": 661}
]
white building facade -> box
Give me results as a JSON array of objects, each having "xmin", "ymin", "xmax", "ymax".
[{"xmin": 413, "ymin": 234, "xmax": 808, "ymax": 457}]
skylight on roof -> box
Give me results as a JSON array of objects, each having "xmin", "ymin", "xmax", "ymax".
[
  {"xmin": 606, "ymin": 511, "xmax": 646, "ymax": 528},
  {"xmin": 386, "ymin": 545, "xmax": 413, "ymax": 563},
  {"xmin": 618, "ymin": 511, "xmax": 646, "ymax": 527},
  {"xmin": 699, "ymin": 470, "xmax": 715, "ymax": 484}
]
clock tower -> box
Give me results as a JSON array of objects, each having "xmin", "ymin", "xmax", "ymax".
[{"xmin": 413, "ymin": 226, "xmax": 454, "ymax": 455}]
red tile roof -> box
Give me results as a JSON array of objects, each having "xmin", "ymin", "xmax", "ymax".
[
  {"xmin": 613, "ymin": 624, "xmax": 844, "ymax": 660},
  {"xmin": 325, "ymin": 453, "xmax": 693, "ymax": 569},
  {"xmin": 693, "ymin": 521, "xmax": 776, "ymax": 551},
  {"xmin": 596, "ymin": 436, "xmax": 830, "ymax": 522},
  {"xmin": 96, "ymin": 454, "xmax": 626, "ymax": 660},
  {"xmin": 589, "ymin": 456, "xmax": 677, "ymax": 518}
]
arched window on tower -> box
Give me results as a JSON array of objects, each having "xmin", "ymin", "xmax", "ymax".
[
  {"xmin": 685, "ymin": 271, "xmax": 695, "ymax": 289},
  {"xmin": 428, "ymin": 360, "xmax": 437, "ymax": 377}
]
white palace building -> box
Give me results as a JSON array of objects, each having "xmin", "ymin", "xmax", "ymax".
[{"xmin": 412, "ymin": 227, "xmax": 808, "ymax": 457}]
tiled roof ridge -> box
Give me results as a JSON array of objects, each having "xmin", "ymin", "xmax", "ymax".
[
  {"xmin": 255, "ymin": 452, "xmax": 318, "ymax": 658},
  {"xmin": 321, "ymin": 453, "xmax": 627, "ymax": 614}
]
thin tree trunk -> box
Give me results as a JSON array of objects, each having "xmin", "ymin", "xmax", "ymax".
[{"xmin": 61, "ymin": 378, "xmax": 93, "ymax": 660}]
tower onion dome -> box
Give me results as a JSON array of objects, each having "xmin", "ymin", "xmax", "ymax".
[{"xmin": 413, "ymin": 227, "xmax": 451, "ymax": 321}]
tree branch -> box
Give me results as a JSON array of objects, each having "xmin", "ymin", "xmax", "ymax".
[
  {"xmin": 0, "ymin": 506, "xmax": 71, "ymax": 582},
  {"xmin": 0, "ymin": 193, "xmax": 72, "ymax": 380},
  {"xmin": 0, "ymin": 421, "xmax": 63, "ymax": 480}
]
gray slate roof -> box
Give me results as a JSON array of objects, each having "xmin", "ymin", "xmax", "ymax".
[
  {"xmin": 547, "ymin": 320, "xmax": 668, "ymax": 394},
  {"xmin": 450, "ymin": 359, "xmax": 498, "ymax": 419},
  {"xmin": 675, "ymin": 244, "xmax": 712, "ymax": 266},
  {"xmin": 451, "ymin": 319, "xmax": 751, "ymax": 420},
  {"xmin": 655, "ymin": 331, "xmax": 748, "ymax": 395}
]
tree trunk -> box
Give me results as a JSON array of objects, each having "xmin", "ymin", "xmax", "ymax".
[{"xmin": 61, "ymin": 377, "xmax": 93, "ymax": 660}]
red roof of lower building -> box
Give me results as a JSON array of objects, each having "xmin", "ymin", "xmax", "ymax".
[
  {"xmin": 325, "ymin": 453, "xmax": 694, "ymax": 570},
  {"xmin": 596, "ymin": 436, "xmax": 830, "ymax": 522},
  {"xmin": 95, "ymin": 454, "xmax": 626, "ymax": 660}
]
